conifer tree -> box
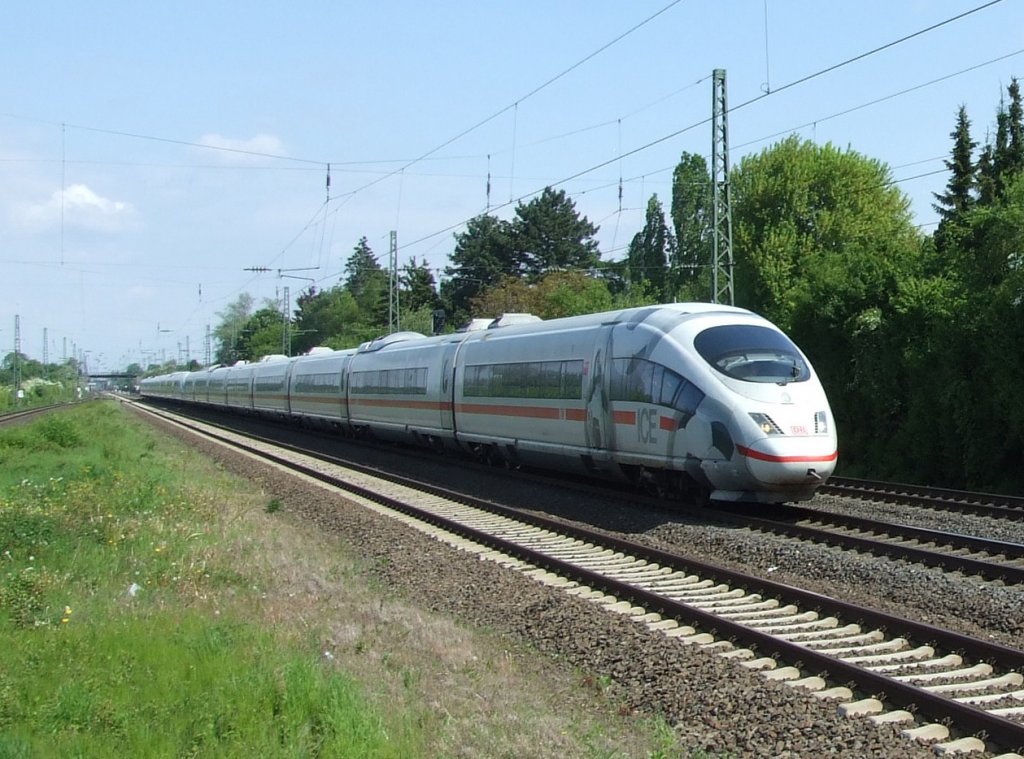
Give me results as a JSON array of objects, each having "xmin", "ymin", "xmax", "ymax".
[
  {"xmin": 976, "ymin": 143, "xmax": 998, "ymax": 206},
  {"xmin": 669, "ymin": 152, "xmax": 713, "ymax": 300},
  {"xmin": 400, "ymin": 256, "xmax": 440, "ymax": 312},
  {"xmin": 511, "ymin": 187, "xmax": 600, "ymax": 278},
  {"xmin": 1005, "ymin": 77, "xmax": 1023, "ymax": 178},
  {"xmin": 441, "ymin": 214, "xmax": 516, "ymax": 321},
  {"xmin": 932, "ymin": 106, "xmax": 976, "ymax": 245},
  {"xmin": 974, "ymin": 80, "xmax": 1023, "ymax": 205},
  {"xmin": 343, "ymin": 236, "xmax": 387, "ymax": 321},
  {"xmin": 993, "ymin": 105, "xmax": 1011, "ymax": 199},
  {"xmin": 626, "ymin": 195, "xmax": 674, "ymax": 301}
]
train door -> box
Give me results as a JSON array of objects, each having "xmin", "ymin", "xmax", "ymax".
[
  {"xmin": 439, "ymin": 339, "xmax": 463, "ymax": 431},
  {"xmin": 584, "ymin": 325, "xmax": 615, "ymax": 452}
]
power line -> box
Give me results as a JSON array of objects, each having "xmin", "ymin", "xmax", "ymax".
[
  {"xmin": 757, "ymin": 0, "xmax": 1005, "ymax": 99},
  {"xmin": 398, "ymin": 2, "xmax": 1010, "ymax": 253},
  {"xmin": 331, "ymin": 0, "xmax": 687, "ymax": 200},
  {"xmin": 732, "ymin": 46, "xmax": 1024, "ymax": 155}
]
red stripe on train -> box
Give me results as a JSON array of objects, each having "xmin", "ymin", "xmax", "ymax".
[
  {"xmin": 736, "ymin": 445, "xmax": 838, "ymax": 464},
  {"xmin": 456, "ymin": 403, "xmax": 559, "ymax": 419}
]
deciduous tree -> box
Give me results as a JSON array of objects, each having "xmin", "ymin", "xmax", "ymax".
[{"xmin": 213, "ymin": 293, "xmax": 255, "ymax": 364}]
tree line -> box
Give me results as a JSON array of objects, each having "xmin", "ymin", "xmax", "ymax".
[
  {"xmin": 206, "ymin": 79, "xmax": 1023, "ymax": 493},
  {"xmin": 0, "ymin": 355, "xmax": 84, "ymax": 411}
]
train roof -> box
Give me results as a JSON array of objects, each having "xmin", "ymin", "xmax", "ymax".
[
  {"xmin": 467, "ymin": 302, "xmax": 753, "ymax": 338},
  {"xmin": 358, "ymin": 331, "xmax": 428, "ymax": 353}
]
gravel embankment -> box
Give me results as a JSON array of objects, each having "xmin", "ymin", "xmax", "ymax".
[{"xmin": 141, "ymin": 412, "xmax": 960, "ymax": 757}]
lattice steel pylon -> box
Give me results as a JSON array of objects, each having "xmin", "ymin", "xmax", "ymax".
[
  {"xmin": 711, "ymin": 68, "xmax": 735, "ymax": 306},
  {"xmin": 13, "ymin": 315, "xmax": 21, "ymax": 398},
  {"xmin": 388, "ymin": 230, "xmax": 400, "ymax": 332},
  {"xmin": 281, "ymin": 286, "xmax": 290, "ymax": 356}
]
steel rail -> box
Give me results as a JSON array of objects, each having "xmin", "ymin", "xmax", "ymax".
[
  {"xmin": 711, "ymin": 503, "xmax": 1024, "ymax": 585},
  {"xmin": 0, "ymin": 403, "xmax": 72, "ymax": 426},
  {"xmin": 824, "ymin": 476, "xmax": 1024, "ymax": 520}
]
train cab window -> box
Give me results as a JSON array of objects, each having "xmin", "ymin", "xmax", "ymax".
[{"xmin": 694, "ymin": 325, "xmax": 809, "ymax": 384}]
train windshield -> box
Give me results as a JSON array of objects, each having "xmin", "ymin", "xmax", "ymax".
[{"xmin": 694, "ymin": 325, "xmax": 809, "ymax": 384}]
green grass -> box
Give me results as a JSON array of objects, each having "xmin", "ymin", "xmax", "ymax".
[
  {"xmin": 0, "ymin": 402, "xmax": 418, "ymax": 757},
  {"xmin": 0, "ymin": 379, "xmax": 80, "ymax": 415},
  {"xmin": 0, "ymin": 614, "xmax": 404, "ymax": 757}
]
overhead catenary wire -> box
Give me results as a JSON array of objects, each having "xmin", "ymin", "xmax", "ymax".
[
  {"xmin": 595, "ymin": 45, "xmax": 1024, "ymax": 205},
  {"xmin": 397, "ymin": 1, "xmax": 1016, "ymax": 255},
  {"xmin": 328, "ymin": 0, "xmax": 686, "ymax": 204}
]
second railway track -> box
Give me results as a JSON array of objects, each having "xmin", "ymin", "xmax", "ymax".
[
  {"xmin": 823, "ymin": 476, "xmax": 1024, "ymax": 521},
  {"xmin": 712, "ymin": 500, "xmax": 1024, "ymax": 585}
]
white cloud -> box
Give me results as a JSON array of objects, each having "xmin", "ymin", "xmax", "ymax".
[
  {"xmin": 64, "ymin": 184, "xmax": 128, "ymax": 215},
  {"xmin": 196, "ymin": 132, "xmax": 286, "ymax": 163},
  {"xmin": 11, "ymin": 183, "xmax": 135, "ymax": 233}
]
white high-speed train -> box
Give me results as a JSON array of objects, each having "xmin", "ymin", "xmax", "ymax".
[{"xmin": 140, "ymin": 303, "xmax": 838, "ymax": 503}]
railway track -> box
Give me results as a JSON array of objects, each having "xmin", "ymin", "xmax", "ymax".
[
  {"xmin": 712, "ymin": 501, "xmax": 1024, "ymax": 586},
  {"xmin": 132, "ymin": 401, "xmax": 1024, "ymax": 757},
  {"xmin": 823, "ymin": 476, "xmax": 1024, "ymax": 521},
  {"xmin": 0, "ymin": 402, "xmax": 71, "ymax": 428}
]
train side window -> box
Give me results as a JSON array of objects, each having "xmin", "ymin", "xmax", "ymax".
[
  {"xmin": 609, "ymin": 357, "xmax": 650, "ymax": 403},
  {"xmin": 609, "ymin": 358, "xmax": 628, "ymax": 401},
  {"xmin": 525, "ymin": 362, "xmax": 541, "ymax": 398},
  {"xmin": 626, "ymin": 359, "xmax": 654, "ymax": 403},
  {"xmin": 536, "ymin": 362, "xmax": 558, "ymax": 398},
  {"xmin": 649, "ymin": 364, "xmax": 664, "ymax": 405},
  {"xmin": 659, "ymin": 370, "xmax": 682, "ymax": 407},
  {"xmin": 491, "ymin": 364, "xmax": 505, "ymax": 397},
  {"xmin": 609, "ymin": 358, "xmax": 705, "ymax": 417},
  {"xmin": 463, "ymin": 360, "xmax": 584, "ymax": 400},
  {"xmin": 561, "ymin": 360, "xmax": 583, "ymax": 399},
  {"xmin": 508, "ymin": 363, "xmax": 528, "ymax": 397},
  {"xmin": 672, "ymin": 380, "xmax": 705, "ymax": 418}
]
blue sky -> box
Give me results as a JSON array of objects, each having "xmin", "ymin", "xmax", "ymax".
[{"xmin": 2, "ymin": 1, "xmax": 1021, "ymax": 371}]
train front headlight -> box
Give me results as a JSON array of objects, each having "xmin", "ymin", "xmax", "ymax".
[
  {"xmin": 749, "ymin": 412, "xmax": 783, "ymax": 435},
  {"xmin": 814, "ymin": 410, "xmax": 829, "ymax": 434}
]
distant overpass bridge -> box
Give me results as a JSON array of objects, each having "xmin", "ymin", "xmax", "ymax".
[{"xmin": 85, "ymin": 373, "xmax": 139, "ymax": 390}]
